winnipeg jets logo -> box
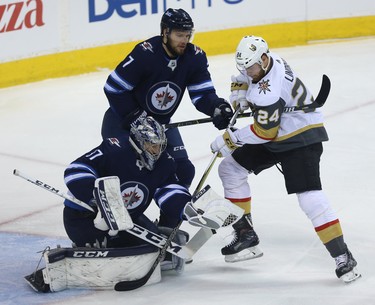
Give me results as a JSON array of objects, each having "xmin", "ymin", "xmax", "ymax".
[
  {"xmin": 121, "ymin": 182, "xmax": 149, "ymax": 210},
  {"xmin": 147, "ymin": 81, "xmax": 181, "ymax": 114},
  {"xmin": 258, "ymin": 79, "xmax": 271, "ymax": 94},
  {"xmin": 123, "ymin": 184, "xmax": 141, "ymax": 208},
  {"xmin": 155, "ymin": 84, "xmax": 175, "ymax": 108}
]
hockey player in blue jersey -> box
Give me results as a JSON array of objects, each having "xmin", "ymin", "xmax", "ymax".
[
  {"xmin": 63, "ymin": 116, "xmax": 236, "ymax": 253},
  {"xmin": 24, "ymin": 116, "xmax": 242, "ymax": 292},
  {"xmin": 101, "ymin": 8, "xmax": 234, "ymax": 193},
  {"xmin": 64, "ymin": 117, "xmax": 192, "ymax": 250}
]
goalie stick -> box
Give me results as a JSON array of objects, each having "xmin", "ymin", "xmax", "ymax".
[
  {"xmin": 13, "ymin": 169, "xmax": 95, "ymax": 212},
  {"xmin": 164, "ymin": 74, "xmax": 331, "ymax": 129},
  {"xmin": 114, "ymin": 107, "xmax": 242, "ymax": 291},
  {"xmin": 13, "ymin": 169, "xmax": 201, "ymax": 260}
]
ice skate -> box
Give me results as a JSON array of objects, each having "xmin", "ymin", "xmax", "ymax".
[
  {"xmin": 335, "ymin": 249, "xmax": 361, "ymax": 283},
  {"xmin": 222, "ymin": 214, "xmax": 263, "ymax": 263},
  {"xmin": 24, "ymin": 268, "xmax": 50, "ymax": 293}
]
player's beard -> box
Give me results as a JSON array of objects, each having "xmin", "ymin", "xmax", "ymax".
[{"xmin": 164, "ymin": 39, "xmax": 186, "ymax": 57}]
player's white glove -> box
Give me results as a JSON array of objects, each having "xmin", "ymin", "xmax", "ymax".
[
  {"xmin": 210, "ymin": 128, "xmax": 242, "ymax": 158},
  {"xmin": 230, "ymin": 75, "xmax": 249, "ymax": 113}
]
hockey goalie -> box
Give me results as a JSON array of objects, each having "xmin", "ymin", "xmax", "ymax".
[{"xmin": 24, "ymin": 116, "xmax": 243, "ymax": 292}]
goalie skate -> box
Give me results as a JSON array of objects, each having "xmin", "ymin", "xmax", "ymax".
[{"xmin": 24, "ymin": 269, "xmax": 50, "ymax": 293}]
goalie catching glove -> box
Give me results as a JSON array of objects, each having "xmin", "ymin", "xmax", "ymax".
[
  {"xmin": 183, "ymin": 185, "xmax": 244, "ymax": 229},
  {"xmin": 210, "ymin": 128, "xmax": 243, "ymax": 158},
  {"xmin": 230, "ymin": 75, "xmax": 249, "ymax": 113}
]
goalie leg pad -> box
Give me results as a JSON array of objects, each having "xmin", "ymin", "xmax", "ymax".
[{"xmin": 30, "ymin": 245, "xmax": 161, "ymax": 292}]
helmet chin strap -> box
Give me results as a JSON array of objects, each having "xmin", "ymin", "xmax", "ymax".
[{"xmin": 129, "ymin": 137, "xmax": 142, "ymax": 155}]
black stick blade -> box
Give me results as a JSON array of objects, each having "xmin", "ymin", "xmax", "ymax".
[
  {"xmin": 114, "ymin": 276, "xmax": 150, "ymax": 291},
  {"xmin": 315, "ymin": 74, "xmax": 331, "ymax": 107}
]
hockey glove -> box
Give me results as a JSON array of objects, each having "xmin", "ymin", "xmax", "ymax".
[
  {"xmin": 122, "ymin": 108, "xmax": 148, "ymax": 130},
  {"xmin": 230, "ymin": 75, "xmax": 249, "ymax": 113},
  {"xmin": 93, "ymin": 209, "xmax": 118, "ymax": 236},
  {"xmin": 212, "ymin": 98, "xmax": 234, "ymax": 130},
  {"xmin": 210, "ymin": 128, "xmax": 242, "ymax": 158}
]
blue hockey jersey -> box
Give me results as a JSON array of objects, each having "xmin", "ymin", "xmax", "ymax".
[
  {"xmin": 104, "ymin": 36, "xmax": 221, "ymax": 124},
  {"xmin": 64, "ymin": 135, "xmax": 191, "ymax": 220}
]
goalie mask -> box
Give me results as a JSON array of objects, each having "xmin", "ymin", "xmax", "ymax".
[
  {"xmin": 129, "ymin": 117, "xmax": 167, "ymax": 171},
  {"xmin": 235, "ymin": 35, "xmax": 269, "ymax": 71}
]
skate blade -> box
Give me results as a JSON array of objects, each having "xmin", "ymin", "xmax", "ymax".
[
  {"xmin": 24, "ymin": 270, "xmax": 50, "ymax": 293},
  {"xmin": 224, "ymin": 246, "xmax": 263, "ymax": 263},
  {"xmin": 25, "ymin": 274, "xmax": 41, "ymax": 292},
  {"xmin": 340, "ymin": 267, "xmax": 362, "ymax": 283}
]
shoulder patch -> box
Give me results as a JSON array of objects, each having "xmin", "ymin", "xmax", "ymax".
[
  {"xmin": 107, "ymin": 138, "xmax": 121, "ymax": 148},
  {"xmin": 194, "ymin": 45, "xmax": 203, "ymax": 55},
  {"xmin": 140, "ymin": 41, "xmax": 154, "ymax": 53}
]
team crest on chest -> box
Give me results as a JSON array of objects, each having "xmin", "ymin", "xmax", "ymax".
[
  {"xmin": 121, "ymin": 181, "xmax": 149, "ymax": 210},
  {"xmin": 146, "ymin": 81, "xmax": 181, "ymax": 114},
  {"xmin": 258, "ymin": 79, "xmax": 271, "ymax": 94}
]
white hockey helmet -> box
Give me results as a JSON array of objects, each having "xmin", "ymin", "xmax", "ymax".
[{"xmin": 235, "ymin": 35, "xmax": 269, "ymax": 69}]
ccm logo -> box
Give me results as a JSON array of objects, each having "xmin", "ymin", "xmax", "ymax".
[
  {"xmin": 73, "ymin": 251, "xmax": 109, "ymax": 258},
  {"xmin": 0, "ymin": 0, "xmax": 45, "ymax": 33}
]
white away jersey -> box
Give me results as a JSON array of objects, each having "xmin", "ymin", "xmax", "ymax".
[{"xmin": 234, "ymin": 52, "xmax": 328, "ymax": 152}]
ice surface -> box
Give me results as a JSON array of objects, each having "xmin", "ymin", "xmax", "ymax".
[{"xmin": 1, "ymin": 37, "xmax": 374, "ymax": 305}]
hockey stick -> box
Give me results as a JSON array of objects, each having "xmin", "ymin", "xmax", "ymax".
[
  {"xmin": 13, "ymin": 169, "xmax": 196, "ymax": 260},
  {"xmin": 13, "ymin": 169, "xmax": 95, "ymax": 213},
  {"xmin": 192, "ymin": 106, "xmax": 241, "ymax": 198},
  {"xmin": 115, "ymin": 107, "xmax": 242, "ymax": 291},
  {"xmin": 165, "ymin": 74, "xmax": 331, "ymax": 129}
]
